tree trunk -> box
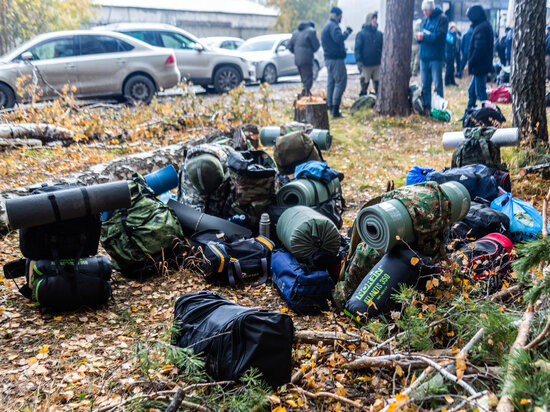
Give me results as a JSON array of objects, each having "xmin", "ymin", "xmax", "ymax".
[
  {"xmin": 376, "ymin": 0, "xmax": 414, "ymax": 116},
  {"xmin": 294, "ymin": 96, "xmax": 330, "ymax": 130},
  {"xmin": 511, "ymin": 0, "xmax": 548, "ymax": 145}
]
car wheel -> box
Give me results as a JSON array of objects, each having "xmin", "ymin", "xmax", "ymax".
[
  {"xmin": 313, "ymin": 61, "xmax": 321, "ymax": 81},
  {"xmin": 262, "ymin": 64, "xmax": 277, "ymax": 84},
  {"xmin": 0, "ymin": 83, "xmax": 16, "ymax": 109},
  {"xmin": 123, "ymin": 75, "xmax": 156, "ymax": 105},
  {"xmin": 213, "ymin": 66, "xmax": 242, "ymax": 93}
]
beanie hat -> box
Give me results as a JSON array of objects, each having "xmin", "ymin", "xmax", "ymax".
[
  {"xmin": 421, "ymin": 0, "xmax": 435, "ymax": 10},
  {"xmin": 330, "ymin": 6, "xmax": 343, "ymax": 15}
]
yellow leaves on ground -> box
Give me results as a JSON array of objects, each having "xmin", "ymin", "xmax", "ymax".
[
  {"xmin": 387, "ymin": 394, "xmax": 410, "ymax": 412},
  {"xmin": 456, "ymin": 355, "xmax": 467, "ymax": 380}
]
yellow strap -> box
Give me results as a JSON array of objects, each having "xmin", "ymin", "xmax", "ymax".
[
  {"xmin": 256, "ymin": 236, "xmax": 274, "ymax": 251},
  {"xmin": 209, "ymin": 244, "xmax": 225, "ymax": 273}
]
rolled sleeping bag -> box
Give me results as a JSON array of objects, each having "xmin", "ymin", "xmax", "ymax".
[
  {"xmin": 356, "ymin": 182, "xmax": 470, "ymax": 253},
  {"xmin": 185, "ymin": 153, "xmax": 226, "ymax": 195},
  {"xmin": 6, "ymin": 181, "xmax": 131, "ymax": 230},
  {"xmin": 167, "ymin": 199, "xmax": 252, "ymax": 239},
  {"xmin": 260, "ymin": 127, "xmax": 332, "ymax": 150},
  {"xmin": 276, "ymin": 206, "xmax": 340, "ymax": 262},
  {"xmin": 442, "ymin": 127, "xmax": 519, "ymax": 149},
  {"xmin": 144, "ymin": 164, "xmax": 179, "ymax": 196},
  {"xmin": 345, "ymin": 247, "xmax": 437, "ymax": 322},
  {"xmin": 276, "ymin": 178, "xmax": 341, "ymax": 207}
]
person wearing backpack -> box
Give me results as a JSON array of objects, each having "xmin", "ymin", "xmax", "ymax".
[
  {"xmin": 288, "ymin": 20, "xmax": 320, "ymax": 98},
  {"xmin": 415, "ymin": 0, "xmax": 448, "ymax": 114},
  {"xmin": 464, "ymin": 5, "xmax": 494, "ymax": 117}
]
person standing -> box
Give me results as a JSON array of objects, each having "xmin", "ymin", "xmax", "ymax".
[
  {"xmin": 321, "ymin": 6, "xmax": 353, "ymax": 117},
  {"xmin": 288, "ymin": 20, "xmax": 320, "ymax": 97},
  {"xmin": 445, "ymin": 23, "xmax": 458, "ymax": 86},
  {"xmin": 465, "ymin": 5, "xmax": 494, "ymax": 111},
  {"xmin": 415, "ymin": 0, "xmax": 448, "ymax": 114},
  {"xmin": 545, "ymin": 25, "xmax": 550, "ymax": 81},
  {"xmin": 354, "ymin": 11, "xmax": 383, "ymax": 96},
  {"xmin": 457, "ymin": 25, "xmax": 472, "ymax": 78}
]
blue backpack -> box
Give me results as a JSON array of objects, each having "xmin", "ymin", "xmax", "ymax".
[{"xmin": 271, "ymin": 249, "xmax": 335, "ymax": 315}]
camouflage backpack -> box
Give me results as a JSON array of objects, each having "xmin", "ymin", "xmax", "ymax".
[
  {"xmin": 101, "ymin": 174, "xmax": 184, "ymax": 277},
  {"xmin": 226, "ymin": 150, "xmax": 277, "ymax": 230},
  {"xmin": 452, "ymin": 127, "xmax": 504, "ymax": 169}
]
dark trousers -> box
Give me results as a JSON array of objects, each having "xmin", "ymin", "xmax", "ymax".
[
  {"xmin": 467, "ymin": 74, "xmax": 488, "ymax": 109},
  {"xmin": 445, "ymin": 56, "xmax": 457, "ymax": 85},
  {"xmin": 325, "ymin": 58, "xmax": 347, "ymax": 107},
  {"xmin": 297, "ymin": 64, "xmax": 313, "ymax": 92}
]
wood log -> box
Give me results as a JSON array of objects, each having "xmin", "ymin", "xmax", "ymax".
[
  {"xmin": 0, "ymin": 137, "xmax": 43, "ymax": 149},
  {"xmin": 294, "ymin": 96, "xmax": 330, "ymax": 130},
  {"xmin": 0, "ymin": 123, "xmax": 75, "ymax": 146},
  {"xmin": 519, "ymin": 161, "xmax": 550, "ymax": 177},
  {"xmin": 0, "ymin": 134, "xmax": 207, "ymax": 232}
]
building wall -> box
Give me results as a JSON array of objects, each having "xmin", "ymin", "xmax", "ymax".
[
  {"xmin": 92, "ymin": 6, "xmax": 277, "ymax": 39},
  {"xmin": 338, "ymin": 0, "xmax": 387, "ymax": 50}
]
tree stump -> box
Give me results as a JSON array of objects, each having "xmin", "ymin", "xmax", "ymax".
[{"xmin": 294, "ymin": 95, "xmax": 330, "ymax": 130}]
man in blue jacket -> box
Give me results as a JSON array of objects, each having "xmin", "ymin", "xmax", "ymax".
[
  {"xmin": 415, "ymin": 0, "xmax": 448, "ymax": 114},
  {"xmin": 355, "ymin": 11, "xmax": 383, "ymax": 96},
  {"xmin": 321, "ymin": 7, "xmax": 353, "ymax": 118},
  {"xmin": 465, "ymin": 5, "xmax": 493, "ymax": 110}
]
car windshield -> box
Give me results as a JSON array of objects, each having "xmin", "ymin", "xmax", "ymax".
[{"xmin": 238, "ymin": 39, "xmax": 275, "ymax": 52}]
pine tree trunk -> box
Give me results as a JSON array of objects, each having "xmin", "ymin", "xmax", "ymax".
[
  {"xmin": 376, "ymin": 0, "xmax": 414, "ymax": 116},
  {"xmin": 511, "ymin": 0, "xmax": 548, "ymax": 145}
]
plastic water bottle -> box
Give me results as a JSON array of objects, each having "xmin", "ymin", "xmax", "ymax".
[
  {"xmin": 259, "ymin": 213, "xmax": 270, "ymax": 239},
  {"xmin": 228, "ymin": 214, "xmax": 247, "ymax": 226}
]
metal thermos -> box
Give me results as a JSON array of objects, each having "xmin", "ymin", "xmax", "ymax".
[{"xmin": 259, "ymin": 213, "xmax": 271, "ymax": 239}]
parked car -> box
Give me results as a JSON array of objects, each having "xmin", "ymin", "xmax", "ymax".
[
  {"xmin": 201, "ymin": 36, "xmax": 244, "ymax": 51},
  {"xmin": 237, "ymin": 33, "xmax": 324, "ymax": 84},
  {"xmin": 97, "ymin": 23, "xmax": 255, "ymax": 93},
  {"xmin": 0, "ymin": 30, "xmax": 180, "ymax": 109}
]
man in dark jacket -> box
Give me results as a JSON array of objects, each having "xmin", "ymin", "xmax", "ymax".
[
  {"xmin": 354, "ymin": 11, "xmax": 383, "ymax": 95},
  {"xmin": 445, "ymin": 23, "xmax": 458, "ymax": 86},
  {"xmin": 321, "ymin": 6, "xmax": 353, "ymax": 117},
  {"xmin": 288, "ymin": 20, "xmax": 320, "ymax": 97},
  {"xmin": 465, "ymin": 5, "xmax": 493, "ymax": 110},
  {"xmin": 415, "ymin": 0, "xmax": 448, "ymax": 113},
  {"xmin": 457, "ymin": 25, "xmax": 472, "ymax": 77}
]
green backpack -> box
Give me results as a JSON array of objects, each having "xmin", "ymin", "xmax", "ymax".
[
  {"xmin": 350, "ymin": 94, "xmax": 376, "ymax": 114},
  {"xmin": 100, "ymin": 174, "xmax": 184, "ymax": 277},
  {"xmin": 451, "ymin": 127, "xmax": 502, "ymax": 169}
]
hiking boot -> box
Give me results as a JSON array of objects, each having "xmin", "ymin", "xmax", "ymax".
[{"xmin": 331, "ymin": 106, "xmax": 346, "ymax": 118}]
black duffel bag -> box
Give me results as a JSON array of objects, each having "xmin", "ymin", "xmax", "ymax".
[
  {"xmin": 171, "ymin": 291, "xmax": 294, "ymax": 387},
  {"xmin": 3, "ymin": 256, "xmax": 112, "ymax": 314}
]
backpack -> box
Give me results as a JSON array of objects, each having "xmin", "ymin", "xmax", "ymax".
[
  {"xmin": 452, "ymin": 127, "xmax": 504, "ymax": 169},
  {"xmin": 100, "ymin": 174, "xmax": 184, "ymax": 277},
  {"xmin": 451, "ymin": 233, "xmax": 513, "ymax": 291},
  {"xmin": 489, "ymin": 86, "xmax": 512, "ymax": 104},
  {"xmin": 409, "ymin": 84, "xmax": 425, "ymax": 115},
  {"xmin": 273, "ymin": 131, "xmax": 323, "ymax": 175},
  {"xmin": 350, "ymin": 94, "xmax": 377, "ymax": 114},
  {"xmin": 426, "ymin": 164, "xmax": 500, "ymax": 201},
  {"xmin": 3, "ymin": 256, "xmax": 112, "ymax": 314},
  {"xmin": 187, "ymin": 230, "xmax": 274, "ymax": 287},
  {"xmin": 447, "ymin": 200, "xmax": 511, "ymax": 247},
  {"xmin": 226, "ymin": 150, "xmax": 277, "ymax": 230},
  {"xmin": 271, "ymin": 249, "xmax": 335, "ymax": 315},
  {"xmin": 463, "ymin": 104, "xmax": 506, "ymax": 128},
  {"xmin": 18, "ymin": 185, "xmax": 102, "ymax": 261},
  {"xmin": 172, "ymin": 291, "xmax": 294, "ymax": 388}
]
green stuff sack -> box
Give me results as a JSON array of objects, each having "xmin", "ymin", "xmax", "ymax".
[
  {"xmin": 101, "ymin": 174, "xmax": 184, "ymax": 277},
  {"xmin": 274, "ymin": 131, "xmax": 322, "ymax": 175},
  {"xmin": 430, "ymin": 108, "xmax": 451, "ymax": 122},
  {"xmin": 276, "ymin": 206, "xmax": 340, "ymax": 263},
  {"xmin": 451, "ymin": 126, "xmax": 503, "ymax": 169},
  {"xmin": 350, "ymin": 94, "xmax": 376, "ymax": 114}
]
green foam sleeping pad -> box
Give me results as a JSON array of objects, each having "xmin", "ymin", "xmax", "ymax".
[
  {"xmin": 276, "ymin": 206, "xmax": 340, "ymax": 262},
  {"xmin": 276, "ymin": 178, "xmax": 340, "ymax": 207}
]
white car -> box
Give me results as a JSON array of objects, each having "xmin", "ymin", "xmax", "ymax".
[
  {"xmin": 201, "ymin": 37, "xmax": 244, "ymax": 51},
  {"xmin": 97, "ymin": 23, "xmax": 255, "ymax": 93},
  {"xmin": 237, "ymin": 33, "xmax": 324, "ymax": 84},
  {"xmin": 0, "ymin": 30, "xmax": 180, "ymax": 108}
]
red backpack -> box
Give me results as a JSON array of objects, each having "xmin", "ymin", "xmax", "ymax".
[{"xmin": 489, "ymin": 86, "xmax": 512, "ymax": 104}]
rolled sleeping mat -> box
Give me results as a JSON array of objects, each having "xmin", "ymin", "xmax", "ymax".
[
  {"xmin": 6, "ymin": 181, "xmax": 131, "ymax": 230},
  {"xmin": 167, "ymin": 199, "xmax": 252, "ymax": 239},
  {"xmin": 3, "ymin": 256, "xmax": 112, "ymax": 280},
  {"xmin": 276, "ymin": 206, "xmax": 340, "ymax": 262},
  {"xmin": 185, "ymin": 153, "xmax": 225, "ymax": 195},
  {"xmin": 344, "ymin": 247, "xmax": 437, "ymax": 322},
  {"xmin": 276, "ymin": 178, "xmax": 341, "ymax": 207},
  {"xmin": 356, "ymin": 199, "xmax": 415, "ymax": 254},
  {"xmin": 260, "ymin": 127, "xmax": 332, "ymax": 150},
  {"xmin": 442, "ymin": 127, "xmax": 520, "ymax": 149},
  {"xmin": 439, "ymin": 181, "xmax": 471, "ymax": 222},
  {"xmin": 144, "ymin": 164, "xmax": 179, "ymax": 196}
]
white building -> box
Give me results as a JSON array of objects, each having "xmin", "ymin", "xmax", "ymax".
[
  {"xmin": 92, "ymin": 0, "xmax": 279, "ymax": 39},
  {"xmin": 337, "ymin": 0, "xmax": 387, "ymax": 49}
]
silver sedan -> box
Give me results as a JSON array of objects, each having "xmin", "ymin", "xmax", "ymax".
[{"xmin": 0, "ymin": 30, "xmax": 181, "ymax": 109}]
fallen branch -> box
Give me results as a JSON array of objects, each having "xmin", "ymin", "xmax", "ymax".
[
  {"xmin": 291, "ymin": 351, "xmax": 319, "ymax": 384},
  {"xmin": 490, "ymin": 283, "xmax": 523, "ymax": 301},
  {"xmin": 496, "ymin": 304, "xmax": 535, "ymax": 412},
  {"xmin": 289, "ymin": 387, "xmax": 362, "ymax": 408},
  {"xmin": 294, "ymin": 330, "xmax": 361, "ymax": 345},
  {"xmin": 447, "ymin": 390, "xmax": 489, "ymax": 412},
  {"xmin": 524, "ymin": 314, "xmax": 550, "ymax": 350},
  {"xmin": 0, "ymin": 123, "xmax": 74, "ymax": 144},
  {"xmin": 165, "ymin": 388, "xmax": 185, "ymax": 412},
  {"xmin": 342, "ymin": 353, "xmax": 427, "ymax": 370},
  {"xmin": 0, "ymin": 137, "xmax": 43, "ymax": 149},
  {"xmin": 519, "ymin": 161, "xmax": 550, "ymax": 177}
]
